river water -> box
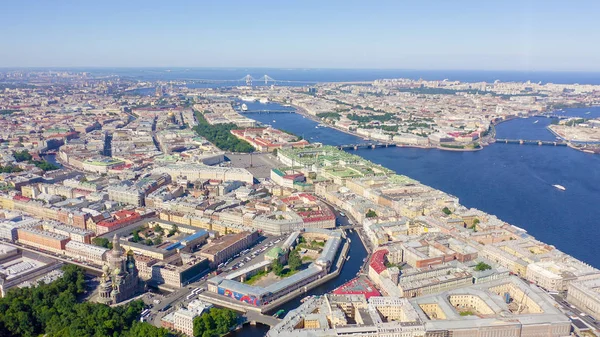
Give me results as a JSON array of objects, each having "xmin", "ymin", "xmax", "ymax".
[
  {"xmin": 113, "ymin": 68, "xmax": 600, "ymax": 336},
  {"xmin": 229, "ymin": 230, "xmax": 367, "ymax": 337},
  {"xmin": 245, "ymin": 104, "xmax": 600, "ymax": 268},
  {"xmin": 233, "ymin": 103, "xmax": 600, "ymax": 336}
]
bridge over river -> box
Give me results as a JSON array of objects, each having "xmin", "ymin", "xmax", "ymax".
[
  {"xmin": 238, "ymin": 109, "xmax": 294, "ymax": 114},
  {"xmin": 495, "ymin": 138, "xmax": 567, "ymax": 146},
  {"xmin": 533, "ymin": 113, "xmax": 581, "ymax": 119},
  {"xmin": 338, "ymin": 143, "xmax": 397, "ymax": 150}
]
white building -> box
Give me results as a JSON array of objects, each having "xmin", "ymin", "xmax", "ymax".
[
  {"xmin": 153, "ymin": 164, "xmax": 253, "ymax": 184},
  {"xmin": 567, "ymin": 275, "xmax": 600, "ymax": 321},
  {"xmin": 173, "ymin": 309, "xmax": 196, "ymax": 336},
  {"xmin": 64, "ymin": 241, "xmax": 108, "ymax": 264},
  {"xmin": 173, "ymin": 300, "xmax": 213, "ymax": 336},
  {"xmin": 525, "ymin": 258, "xmax": 599, "ymax": 292}
]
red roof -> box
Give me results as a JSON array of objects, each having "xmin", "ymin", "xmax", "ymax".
[
  {"xmin": 280, "ymin": 196, "xmax": 300, "ymax": 203},
  {"xmin": 72, "ymin": 188, "xmax": 92, "ymax": 196},
  {"xmin": 298, "ymin": 193, "xmax": 317, "ymax": 202},
  {"xmin": 13, "ymin": 195, "xmax": 31, "ymax": 201},
  {"xmin": 114, "ymin": 209, "xmax": 138, "ymax": 219},
  {"xmin": 298, "ymin": 210, "xmax": 335, "ymax": 223},
  {"xmin": 283, "ymin": 173, "xmax": 304, "ymax": 180},
  {"xmin": 111, "ymin": 163, "xmax": 132, "ymax": 171},
  {"xmin": 98, "ymin": 210, "xmax": 140, "ymax": 228},
  {"xmin": 369, "ymin": 249, "xmax": 388, "ymax": 274},
  {"xmin": 332, "ymin": 277, "xmax": 381, "ymax": 299}
]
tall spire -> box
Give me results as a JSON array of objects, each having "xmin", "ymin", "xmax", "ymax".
[{"xmin": 112, "ymin": 234, "xmax": 121, "ymax": 256}]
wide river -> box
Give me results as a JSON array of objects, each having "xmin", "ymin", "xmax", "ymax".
[
  {"xmin": 244, "ymin": 102, "xmax": 600, "ymax": 268},
  {"xmin": 230, "ymin": 103, "xmax": 600, "ymax": 336}
]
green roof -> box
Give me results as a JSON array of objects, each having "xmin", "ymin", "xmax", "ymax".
[
  {"xmin": 86, "ymin": 159, "xmax": 123, "ymax": 166},
  {"xmin": 272, "ymin": 168, "xmax": 285, "ymax": 177},
  {"xmin": 389, "ymin": 174, "xmax": 418, "ymax": 185},
  {"xmin": 266, "ymin": 247, "xmax": 284, "ymax": 259},
  {"xmin": 278, "ymin": 145, "xmax": 393, "ymax": 174}
]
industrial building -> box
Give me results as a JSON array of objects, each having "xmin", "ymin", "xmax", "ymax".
[{"xmin": 0, "ymin": 244, "xmax": 63, "ymax": 297}]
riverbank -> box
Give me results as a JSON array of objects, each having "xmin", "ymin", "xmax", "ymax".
[
  {"xmin": 275, "ymin": 101, "xmax": 490, "ymax": 153},
  {"xmin": 283, "ymin": 103, "xmax": 600, "ymax": 155},
  {"xmin": 545, "ymin": 125, "xmax": 600, "ymax": 154},
  {"xmin": 243, "ymin": 108, "xmax": 600, "ymax": 267}
]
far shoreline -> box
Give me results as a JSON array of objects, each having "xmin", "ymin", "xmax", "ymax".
[
  {"xmin": 265, "ymin": 100, "xmax": 488, "ymax": 153},
  {"xmin": 252, "ymin": 100, "xmax": 598, "ymax": 155}
]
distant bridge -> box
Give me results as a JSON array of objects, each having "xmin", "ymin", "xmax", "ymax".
[
  {"xmin": 495, "ymin": 138, "xmax": 567, "ymax": 146},
  {"xmin": 533, "ymin": 114, "xmax": 580, "ymax": 119},
  {"xmin": 185, "ymin": 74, "xmax": 318, "ymax": 86},
  {"xmin": 338, "ymin": 143, "xmax": 397, "ymax": 150},
  {"xmin": 238, "ymin": 109, "xmax": 295, "ymax": 114}
]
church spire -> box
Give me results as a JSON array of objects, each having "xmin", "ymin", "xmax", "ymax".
[{"xmin": 111, "ymin": 234, "xmax": 122, "ymax": 257}]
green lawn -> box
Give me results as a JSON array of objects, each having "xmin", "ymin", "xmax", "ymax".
[{"xmin": 243, "ymin": 270, "xmax": 268, "ymax": 285}]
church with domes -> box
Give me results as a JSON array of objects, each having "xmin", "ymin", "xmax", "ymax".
[{"xmin": 97, "ymin": 234, "xmax": 143, "ymax": 305}]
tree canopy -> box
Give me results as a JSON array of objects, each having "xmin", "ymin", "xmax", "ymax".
[
  {"xmin": 0, "ymin": 265, "xmax": 171, "ymax": 337},
  {"xmin": 272, "ymin": 259, "xmax": 284, "ymax": 276},
  {"xmin": 31, "ymin": 160, "xmax": 60, "ymax": 171},
  {"xmin": 92, "ymin": 237, "xmax": 112, "ymax": 249},
  {"xmin": 474, "ymin": 262, "xmax": 492, "ymax": 271},
  {"xmin": 288, "ymin": 249, "xmax": 302, "ymax": 271},
  {"xmin": 0, "ymin": 165, "xmax": 23, "ymax": 173},
  {"xmin": 12, "ymin": 150, "xmax": 32, "ymax": 162},
  {"xmin": 347, "ymin": 113, "xmax": 393, "ymax": 123},
  {"xmin": 193, "ymin": 308, "xmax": 238, "ymax": 337},
  {"xmin": 366, "ymin": 209, "xmax": 378, "ymax": 218},
  {"xmin": 153, "ymin": 224, "xmax": 165, "ymax": 235},
  {"xmin": 127, "ymin": 322, "xmax": 173, "ymax": 337},
  {"xmin": 316, "ymin": 112, "xmax": 341, "ymax": 120},
  {"xmin": 168, "ymin": 225, "xmax": 179, "ymax": 237},
  {"xmin": 192, "ymin": 111, "xmax": 254, "ymax": 153},
  {"xmin": 10, "ymin": 150, "xmax": 59, "ymax": 171}
]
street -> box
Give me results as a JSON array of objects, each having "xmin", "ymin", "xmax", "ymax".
[
  {"xmin": 145, "ymin": 233, "xmax": 285, "ymax": 327},
  {"xmin": 225, "ymin": 152, "xmax": 280, "ymax": 179},
  {"xmin": 551, "ymin": 293, "xmax": 599, "ymax": 332}
]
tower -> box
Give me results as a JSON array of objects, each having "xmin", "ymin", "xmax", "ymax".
[
  {"xmin": 108, "ymin": 234, "xmax": 125, "ymax": 272},
  {"xmin": 126, "ymin": 249, "xmax": 138, "ymax": 276},
  {"xmin": 96, "ymin": 235, "xmax": 142, "ymax": 305}
]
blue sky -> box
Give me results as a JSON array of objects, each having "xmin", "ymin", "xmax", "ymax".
[{"xmin": 1, "ymin": 0, "xmax": 599, "ymax": 71}]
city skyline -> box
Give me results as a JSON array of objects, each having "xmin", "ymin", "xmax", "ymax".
[
  {"xmin": 2, "ymin": 0, "xmax": 600, "ymax": 71},
  {"xmin": 2, "ymin": 2, "xmax": 600, "ymax": 336},
  {"xmin": 2, "ymin": 66, "xmax": 600, "ymax": 335}
]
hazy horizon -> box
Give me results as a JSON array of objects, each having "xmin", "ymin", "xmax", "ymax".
[
  {"xmin": 3, "ymin": 0, "xmax": 600, "ymax": 71},
  {"xmin": 3, "ymin": 66, "xmax": 600, "ymax": 74}
]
